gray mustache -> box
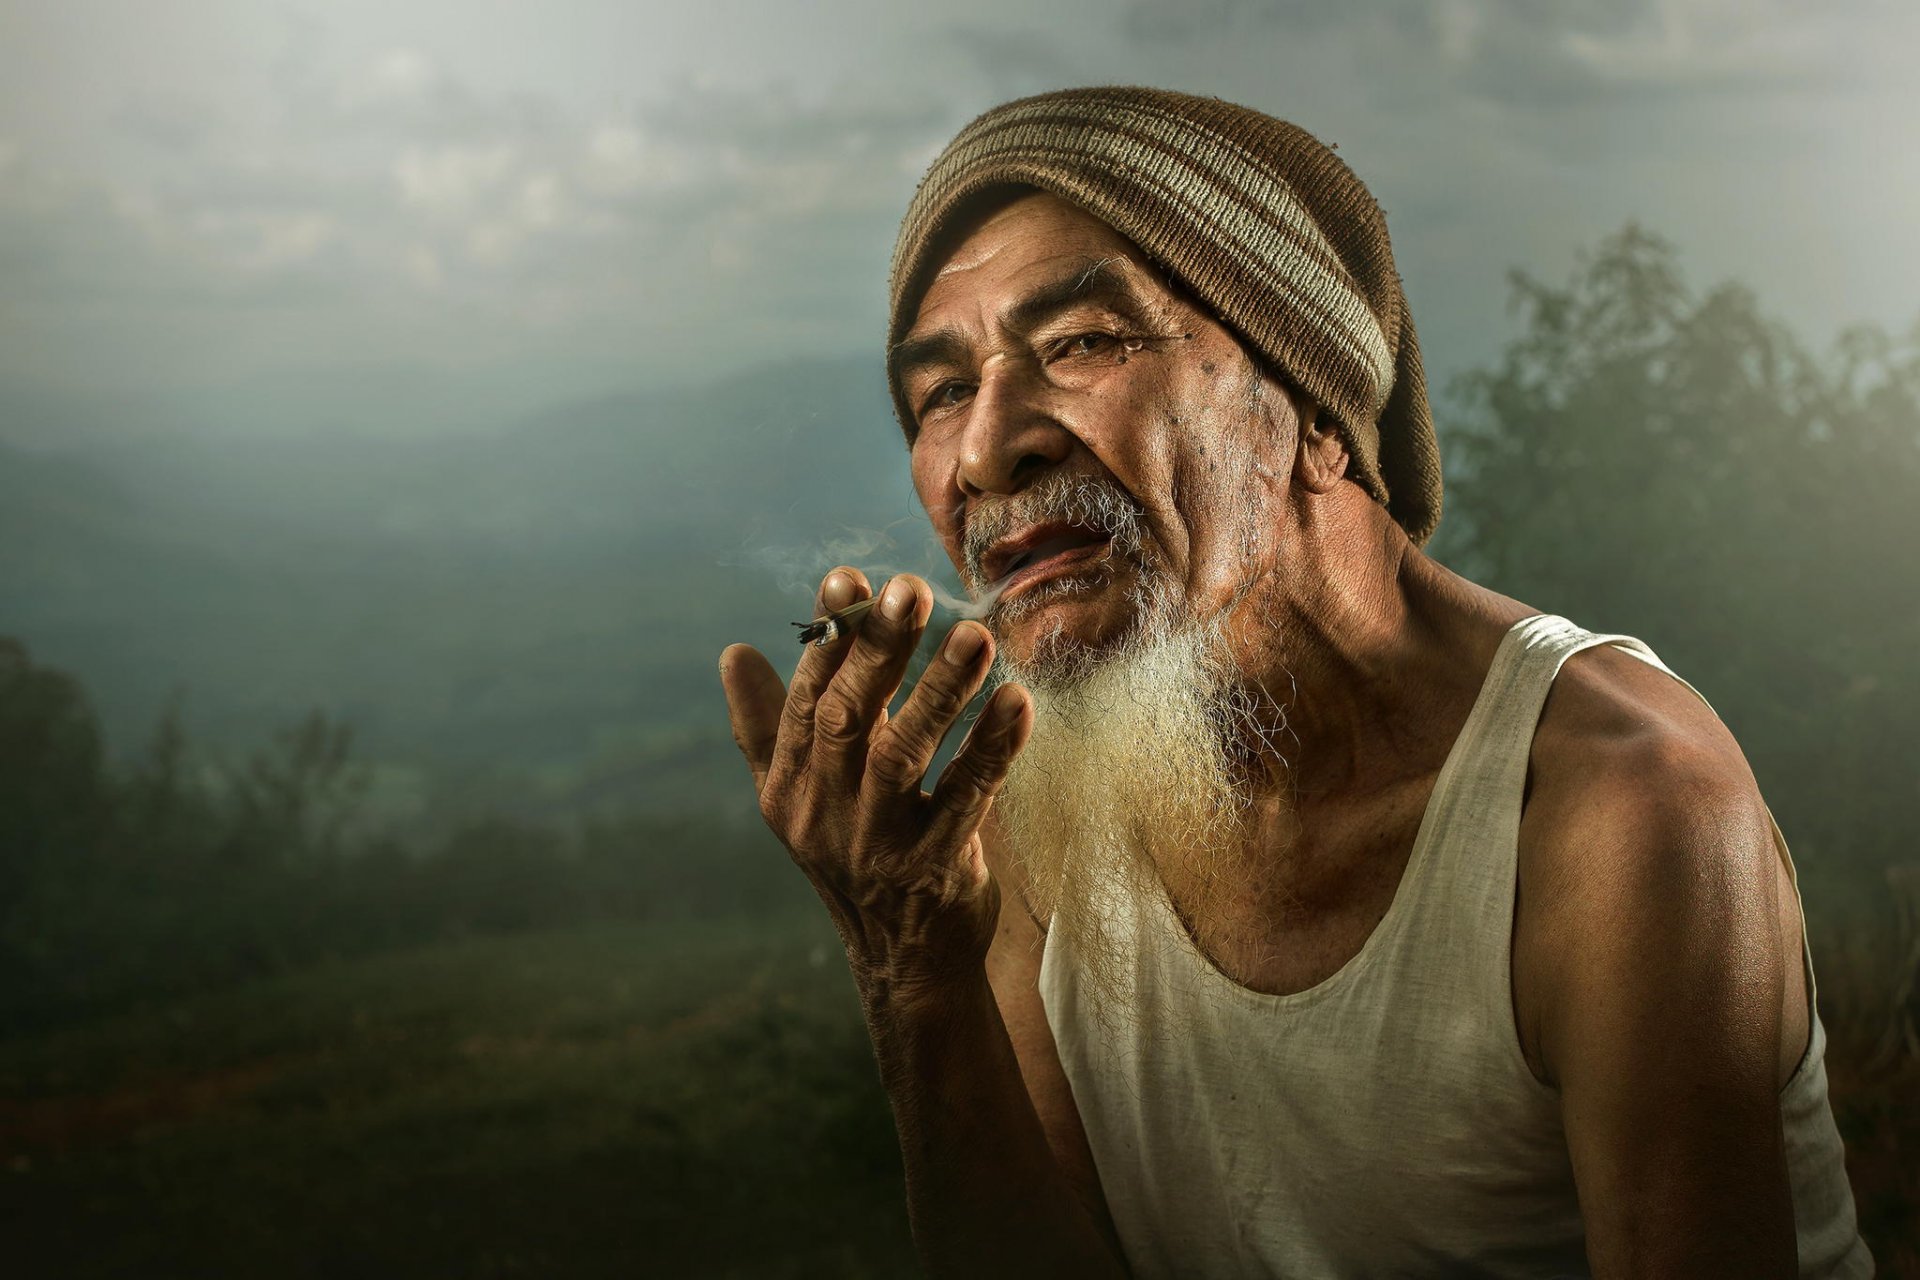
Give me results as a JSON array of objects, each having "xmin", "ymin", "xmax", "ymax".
[{"xmin": 961, "ymin": 474, "xmax": 1147, "ymax": 587}]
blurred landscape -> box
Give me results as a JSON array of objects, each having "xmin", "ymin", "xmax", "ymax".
[
  {"xmin": 0, "ymin": 354, "xmax": 931, "ymax": 827},
  {"xmin": 3, "ymin": 232, "xmax": 1918, "ymax": 1275}
]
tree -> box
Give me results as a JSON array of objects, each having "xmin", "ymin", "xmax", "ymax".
[
  {"xmin": 1433, "ymin": 225, "xmax": 1920, "ymax": 889},
  {"xmin": 221, "ymin": 710, "xmax": 368, "ymax": 865},
  {"xmin": 0, "ymin": 637, "xmax": 106, "ymax": 908}
]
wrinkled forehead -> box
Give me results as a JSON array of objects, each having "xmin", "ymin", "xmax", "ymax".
[
  {"xmin": 893, "ymin": 188, "xmax": 1189, "ymax": 364},
  {"xmin": 906, "ymin": 188, "xmax": 1139, "ymax": 315}
]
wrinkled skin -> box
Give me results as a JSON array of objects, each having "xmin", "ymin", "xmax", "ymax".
[
  {"xmin": 719, "ymin": 190, "xmax": 1334, "ymax": 1011},
  {"xmin": 717, "ymin": 190, "xmax": 1813, "ymax": 1279},
  {"xmin": 898, "ymin": 191, "xmax": 1323, "ymax": 678}
]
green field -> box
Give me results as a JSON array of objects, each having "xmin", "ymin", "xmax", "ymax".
[
  {"xmin": 3, "ymin": 913, "xmax": 1914, "ymax": 1277},
  {"xmin": 0, "ymin": 916, "xmax": 918, "ymax": 1279}
]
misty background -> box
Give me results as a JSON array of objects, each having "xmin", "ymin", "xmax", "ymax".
[{"xmin": 2, "ymin": 2, "xmax": 1917, "ymax": 1276}]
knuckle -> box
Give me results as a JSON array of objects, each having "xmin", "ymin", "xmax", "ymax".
[
  {"xmin": 913, "ymin": 662, "xmax": 968, "ymax": 710},
  {"xmin": 757, "ymin": 785, "xmax": 790, "ymax": 831},
  {"xmin": 839, "ymin": 640, "xmax": 894, "ymax": 684},
  {"xmin": 812, "ymin": 693, "xmax": 864, "ymax": 744},
  {"xmin": 938, "ymin": 763, "xmax": 989, "ymax": 816},
  {"xmin": 865, "ymin": 735, "xmax": 924, "ymax": 788},
  {"xmin": 777, "ymin": 696, "xmax": 814, "ymax": 739},
  {"xmin": 783, "ymin": 828, "xmax": 824, "ymax": 870},
  {"xmin": 929, "ymin": 865, "xmax": 973, "ymax": 911}
]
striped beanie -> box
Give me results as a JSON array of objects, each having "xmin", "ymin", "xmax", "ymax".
[{"xmin": 887, "ymin": 86, "xmax": 1441, "ymax": 546}]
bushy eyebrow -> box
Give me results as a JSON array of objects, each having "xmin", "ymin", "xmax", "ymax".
[{"xmin": 891, "ymin": 255, "xmax": 1150, "ymax": 388}]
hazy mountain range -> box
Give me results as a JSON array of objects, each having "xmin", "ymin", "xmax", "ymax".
[{"xmin": 1, "ymin": 356, "xmax": 943, "ymax": 824}]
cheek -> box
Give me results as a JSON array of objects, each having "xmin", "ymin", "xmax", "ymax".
[
  {"xmin": 910, "ymin": 449, "xmax": 966, "ymax": 549},
  {"xmin": 1170, "ymin": 404, "xmax": 1289, "ymax": 593},
  {"xmin": 1075, "ymin": 367, "xmax": 1191, "ymax": 557},
  {"xmin": 908, "ymin": 443, "xmax": 944, "ymax": 511}
]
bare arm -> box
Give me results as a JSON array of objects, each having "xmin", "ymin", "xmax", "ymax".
[
  {"xmin": 977, "ymin": 815, "xmax": 1125, "ymax": 1255},
  {"xmin": 1520, "ymin": 724, "xmax": 1799, "ymax": 1279},
  {"xmin": 719, "ymin": 568, "xmax": 1128, "ymax": 1278},
  {"xmin": 873, "ymin": 966, "xmax": 1127, "ymax": 1277}
]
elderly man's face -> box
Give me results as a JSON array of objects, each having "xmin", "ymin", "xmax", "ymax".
[{"xmin": 899, "ymin": 191, "xmax": 1305, "ymax": 670}]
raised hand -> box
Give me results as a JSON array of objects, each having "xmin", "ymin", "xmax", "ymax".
[{"xmin": 718, "ymin": 567, "xmax": 1033, "ymax": 1002}]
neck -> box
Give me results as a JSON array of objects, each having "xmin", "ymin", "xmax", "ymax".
[{"xmin": 1224, "ymin": 498, "xmax": 1492, "ymax": 806}]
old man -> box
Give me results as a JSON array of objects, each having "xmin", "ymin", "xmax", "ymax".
[{"xmin": 718, "ymin": 87, "xmax": 1870, "ymax": 1278}]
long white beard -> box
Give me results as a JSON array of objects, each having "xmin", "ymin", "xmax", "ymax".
[{"xmin": 991, "ymin": 596, "xmax": 1282, "ymax": 1015}]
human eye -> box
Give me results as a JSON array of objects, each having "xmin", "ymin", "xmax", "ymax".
[
  {"xmin": 918, "ymin": 379, "xmax": 972, "ymax": 419},
  {"xmin": 1050, "ymin": 330, "xmax": 1119, "ymax": 360}
]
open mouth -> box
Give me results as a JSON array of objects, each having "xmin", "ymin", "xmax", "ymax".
[{"xmin": 986, "ymin": 523, "xmax": 1115, "ymax": 603}]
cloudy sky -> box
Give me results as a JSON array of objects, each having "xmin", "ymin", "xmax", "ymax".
[{"xmin": 2, "ymin": 0, "xmax": 1916, "ymax": 441}]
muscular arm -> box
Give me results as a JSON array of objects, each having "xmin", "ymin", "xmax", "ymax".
[{"xmin": 1518, "ymin": 656, "xmax": 1802, "ymax": 1278}]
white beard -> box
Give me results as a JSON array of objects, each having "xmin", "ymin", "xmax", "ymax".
[{"xmin": 991, "ymin": 590, "xmax": 1285, "ymax": 1017}]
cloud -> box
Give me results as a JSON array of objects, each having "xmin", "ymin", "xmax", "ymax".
[
  {"xmin": 0, "ymin": 23, "xmax": 972, "ymax": 404},
  {"xmin": 1121, "ymin": 0, "xmax": 1906, "ymax": 108},
  {"xmin": 110, "ymin": 89, "xmax": 225, "ymax": 154},
  {"xmin": 1, "ymin": 0, "xmax": 1913, "ymax": 430},
  {"xmin": 394, "ymin": 142, "xmax": 519, "ymax": 215},
  {"xmin": 582, "ymin": 122, "xmax": 692, "ymax": 194},
  {"xmin": 936, "ymin": 26, "xmax": 1090, "ymax": 102}
]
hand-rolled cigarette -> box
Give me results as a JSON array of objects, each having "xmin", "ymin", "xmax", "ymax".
[{"xmin": 793, "ymin": 596, "xmax": 880, "ymax": 646}]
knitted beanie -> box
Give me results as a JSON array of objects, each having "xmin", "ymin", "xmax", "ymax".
[{"xmin": 887, "ymin": 86, "xmax": 1441, "ymax": 547}]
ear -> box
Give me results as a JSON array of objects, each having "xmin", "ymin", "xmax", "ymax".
[{"xmin": 1293, "ymin": 397, "xmax": 1350, "ymax": 495}]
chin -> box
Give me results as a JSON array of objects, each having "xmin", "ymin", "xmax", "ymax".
[{"xmin": 992, "ymin": 569, "xmax": 1162, "ymax": 677}]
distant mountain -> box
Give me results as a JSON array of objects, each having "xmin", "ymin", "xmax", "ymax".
[{"xmin": 1, "ymin": 355, "xmax": 944, "ymax": 822}]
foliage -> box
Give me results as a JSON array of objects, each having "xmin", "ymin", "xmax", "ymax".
[
  {"xmin": 1430, "ymin": 236, "xmax": 1920, "ymax": 1263},
  {"xmin": 0, "ymin": 227, "xmax": 1916, "ymax": 1269},
  {"xmin": 1433, "ymin": 224, "xmax": 1920, "ymax": 897},
  {"xmin": 0, "ymin": 637, "xmax": 107, "ymax": 909},
  {"xmin": 0, "ymin": 640, "xmax": 805, "ymax": 1031}
]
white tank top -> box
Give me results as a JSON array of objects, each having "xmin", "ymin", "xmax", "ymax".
[{"xmin": 1038, "ymin": 614, "xmax": 1872, "ymax": 1278}]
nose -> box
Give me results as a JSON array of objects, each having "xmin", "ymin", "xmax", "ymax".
[{"xmin": 955, "ymin": 354, "xmax": 1074, "ymax": 498}]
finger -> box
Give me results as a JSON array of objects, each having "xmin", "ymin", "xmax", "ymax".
[
  {"xmin": 862, "ymin": 620, "xmax": 994, "ymax": 806},
  {"xmin": 774, "ymin": 567, "xmax": 871, "ymax": 775},
  {"xmin": 718, "ymin": 644, "xmax": 786, "ymax": 794},
  {"xmin": 927, "ymin": 683, "xmax": 1033, "ymax": 853},
  {"xmin": 811, "ymin": 574, "xmax": 932, "ymax": 787},
  {"xmin": 792, "ymin": 566, "xmax": 871, "ymax": 689},
  {"xmin": 815, "ymin": 564, "xmax": 869, "ymax": 618}
]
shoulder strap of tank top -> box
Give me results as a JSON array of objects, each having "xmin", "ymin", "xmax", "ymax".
[
  {"xmin": 1428, "ymin": 614, "xmax": 1645, "ymax": 834},
  {"xmin": 1503, "ymin": 623, "xmax": 1827, "ymax": 1024},
  {"xmin": 1408, "ymin": 612, "xmax": 1827, "ymax": 1083},
  {"xmin": 1393, "ymin": 615, "xmax": 1651, "ymax": 975}
]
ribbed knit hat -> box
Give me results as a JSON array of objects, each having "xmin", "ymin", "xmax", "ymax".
[{"xmin": 887, "ymin": 86, "xmax": 1441, "ymax": 546}]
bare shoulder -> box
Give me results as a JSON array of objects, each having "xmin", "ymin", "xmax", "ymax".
[
  {"xmin": 1511, "ymin": 640, "xmax": 1808, "ymax": 1088},
  {"xmin": 1527, "ymin": 640, "xmax": 1767, "ymax": 841}
]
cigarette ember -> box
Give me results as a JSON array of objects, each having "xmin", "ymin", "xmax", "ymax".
[{"xmin": 793, "ymin": 596, "xmax": 880, "ymax": 646}]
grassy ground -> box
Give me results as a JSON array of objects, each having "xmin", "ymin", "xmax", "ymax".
[
  {"xmin": 2, "ymin": 914, "xmax": 1913, "ymax": 1278},
  {"xmin": 0, "ymin": 916, "xmax": 917, "ymax": 1279}
]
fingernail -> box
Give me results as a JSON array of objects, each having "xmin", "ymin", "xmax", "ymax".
[
  {"xmin": 824, "ymin": 572, "xmax": 854, "ymax": 608},
  {"xmin": 943, "ymin": 624, "xmax": 985, "ymax": 665},
  {"xmin": 881, "ymin": 578, "xmax": 913, "ymax": 621}
]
